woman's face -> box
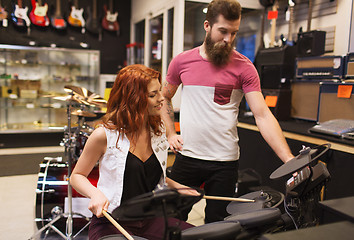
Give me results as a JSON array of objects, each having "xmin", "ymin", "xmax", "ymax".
[{"xmin": 147, "ymin": 78, "xmax": 164, "ymax": 116}]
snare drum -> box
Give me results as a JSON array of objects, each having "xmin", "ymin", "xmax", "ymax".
[{"xmin": 35, "ymin": 157, "xmax": 99, "ymax": 231}]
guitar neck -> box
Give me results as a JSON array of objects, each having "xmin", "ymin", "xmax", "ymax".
[
  {"xmin": 93, "ymin": 0, "xmax": 97, "ymax": 19},
  {"xmin": 55, "ymin": 0, "xmax": 61, "ymax": 16},
  {"xmin": 17, "ymin": 0, "xmax": 23, "ymax": 8},
  {"xmin": 288, "ymin": 3, "xmax": 295, "ymax": 42},
  {"xmin": 307, "ymin": 0, "xmax": 313, "ymax": 31},
  {"xmin": 270, "ymin": 1, "xmax": 278, "ymax": 47}
]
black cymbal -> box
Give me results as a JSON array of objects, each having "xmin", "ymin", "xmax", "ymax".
[
  {"xmin": 270, "ymin": 144, "xmax": 331, "ymax": 179},
  {"xmin": 111, "ymin": 188, "xmax": 203, "ymax": 221}
]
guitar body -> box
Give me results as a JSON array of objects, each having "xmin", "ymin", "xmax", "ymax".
[
  {"xmin": 102, "ymin": 11, "xmax": 119, "ymax": 32},
  {"xmin": 68, "ymin": 6, "xmax": 85, "ymax": 27},
  {"xmin": 86, "ymin": 6, "xmax": 100, "ymax": 34},
  {"xmin": 12, "ymin": 4, "xmax": 30, "ymax": 27},
  {"xmin": 51, "ymin": 15, "xmax": 66, "ymax": 29},
  {"xmin": 0, "ymin": 5, "xmax": 8, "ymax": 22},
  {"xmin": 29, "ymin": 2, "xmax": 49, "ymax": 27}
]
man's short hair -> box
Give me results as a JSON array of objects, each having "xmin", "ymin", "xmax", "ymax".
[{"xmin": 206, "ymin": 0, "xmax": 242, "ymax": 26}]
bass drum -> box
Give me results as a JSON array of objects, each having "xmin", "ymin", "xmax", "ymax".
[{"xmin": 35, "ymin": 157, "xmax": 99, "ymax": 232}]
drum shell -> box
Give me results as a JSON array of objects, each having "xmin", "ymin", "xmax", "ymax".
[{"xmin": 35, "ymin": 159, "xmax": 99, "ymax": 230}]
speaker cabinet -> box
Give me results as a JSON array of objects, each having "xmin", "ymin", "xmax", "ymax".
[
  {"xmin": 291, "ymin": 81, "xmax": 321, "ymax": 121},
  {"xmin": 262, "ymin": 89, "xmax": 291, "ymax": 121},
  {"xmin": 318, "ymin": 82, "xmax": 354, "ymax": 122},
  {"xmin": 255, "ymin": 45, "xmax": 296, "ymax": 89},
  {"xmin": 344, "ymin": 53, "xmax": 354, "ymax": 78},
  {"xmin": 297, "ymin": 31, "xmax": 326, "ymax": 57}
]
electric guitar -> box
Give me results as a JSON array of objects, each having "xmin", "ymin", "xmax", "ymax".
[
  {"xmin": 51, "ymin": 0, "xmax": 66, "ymax": 30},
  {"xmin": 68, "ymin": 0, "xmax": 85, "ymax": 33},
  {"xmin": 269, "ymin": 0, "xmax": 279, "ymax": 47},
  {"xmin": 12, "ymin": 0, "xmax": 31, "ymax": 31},
  {"xmin": 86, "ymin": 0, "xmax": 101, "ymax": 36},
  {"xmin": 286, "ymin": 0, "xmax": 295, "ymax": 45},
  {"xmin": 29, "ymin": 0, "xmax": 49, "ymax": 27},
  {"xmin": 102, "ymin": 0, "xmax": 120, "ymax": 35},
  {"xmin": 0, "ymin": 0, "xmax": 8, "ymax": 27}
]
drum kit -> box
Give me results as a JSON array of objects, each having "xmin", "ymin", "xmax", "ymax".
[
  {"xmin": 100, "ymin": 144, "xmax": 332, "ymax": 240},
  {"xmin": 29, "ymin": 84, "xmax": 332, "ymax": 240},
  {"xmin": 29, "ymin": 85, "xmax": 106, "ymax": 240}
]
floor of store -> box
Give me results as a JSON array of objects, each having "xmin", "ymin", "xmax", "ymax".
[{"xmin": 0, "ymin": 174, "xmax": 206, "ymax": 240}]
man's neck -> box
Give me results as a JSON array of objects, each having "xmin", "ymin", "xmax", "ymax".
[{"xmin": 199, "ymin": 43, "xmax": 208, "ymax": 59}]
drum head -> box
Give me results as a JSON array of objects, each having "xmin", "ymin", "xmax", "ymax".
[
  {"xmin": 99, "ymin": 234, "xmax": 148, "ymax": 240},
  {"xmin": 181, "ymin": 221, "xmax": 242, "ymax": 240},
  {"xmin": 225, "ymin": 208, "xmax": 281, "ymax": 228},
  {"xmin": 226, "ymin": 190, "xmax": 284, "ymax": 215}
]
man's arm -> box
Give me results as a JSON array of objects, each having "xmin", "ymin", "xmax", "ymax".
[
  {"xmin": 245, "ymin": 91, "xmax": 294, "ymax": 163},
  {"xmin": 161, "ymin": 81, "xmax": 183, "ymax": 153}
]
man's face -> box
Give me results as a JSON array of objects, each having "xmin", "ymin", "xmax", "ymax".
[{"xmin": 204, "ymin": 14, "xmax": 240, "ymax": 66}]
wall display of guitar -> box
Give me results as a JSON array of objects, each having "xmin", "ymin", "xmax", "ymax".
[
  {"xmin": 51, "ymin": 0, "xmax": 66, "ymax": 30},
  {"xmin": 11, "ymin": 0, "xmax": 31, "ymax": 33},
  {"xmin": 0, "ymin": 0, "xmax": 8, "ymax": 27},
  {"xmin": 102, "ymin": 0, "xmax": 120, "ymax": 36},
  {"xmin": 68, "ymin": 0, "xmax": 85, "ymax": 33},
  {"xmin": 269, "ymin": 0, "xmax": 279, "ymax": 47},
  {"xmin": 29, "ymin": 0, "xmax": 50, "ymax": 27},
  {"xmin": 286, "ymin": 0, "xmax": 295, "ymax": 45},
  {"xmin": 86, "ymin": 0, "xmax": 102, "ymax": 40}
]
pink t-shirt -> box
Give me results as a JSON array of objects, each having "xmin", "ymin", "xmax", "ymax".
[{"xmin": 166, "ymin": 47, "xmax": 261, "ymax": 161}]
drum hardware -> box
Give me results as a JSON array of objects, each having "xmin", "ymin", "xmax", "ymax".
[{"xmin": 30, "ymin": 90, "xmax": 95, "ymax": 240}]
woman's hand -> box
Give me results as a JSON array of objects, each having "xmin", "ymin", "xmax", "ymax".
[{"xmin": 88, "ymin": 191, "xmax": 110, "ymax": 218}]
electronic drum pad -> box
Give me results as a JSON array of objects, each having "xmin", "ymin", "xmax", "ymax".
[
  {"xmin": 226, "ymin": 190, "xmax": 284, "ymax": 215},
  {"xmin": 111, "ymin": 188, "xmax": 203, "ymax": 221}
]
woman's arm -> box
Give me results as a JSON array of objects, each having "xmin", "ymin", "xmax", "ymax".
[{"xmin": 70, "ymin": 127, "xmax": 108, "ymax": 217}]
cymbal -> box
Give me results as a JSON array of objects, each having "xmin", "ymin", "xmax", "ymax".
[
  {"xmin": 71, "ymin": 110, "xmax": 97, "ymax": 117},
  {"xmin": 270, "ymin": 144, "xmax": 331, "ymax": 179},
  {"xmin": 64, "ymin": 85, "xmax": 107, "ymax": 107},
  {"xmin": 52, "ymin": 94, "xmax": 84, "ymax": 104}
]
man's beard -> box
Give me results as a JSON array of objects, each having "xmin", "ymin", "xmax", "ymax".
[{"xmin": 205, "ymin": 32, "xmax": 235, "ymax": 66}]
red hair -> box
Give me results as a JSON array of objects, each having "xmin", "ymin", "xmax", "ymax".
[{"xmin": 101, "ymin": 64, "xmax": 163, "ymax": 143}]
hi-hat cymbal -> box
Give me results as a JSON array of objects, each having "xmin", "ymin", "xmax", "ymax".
[
  {"xmin": 71, "ymin": 110, "xmax": 97, "ymax": 117},
  {"xmin": 64, "ymin": 85, "xmax": 107, "ymax": 107}
]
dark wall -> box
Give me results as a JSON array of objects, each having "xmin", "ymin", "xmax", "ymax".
[{"xmin": 0, "ymin": 0, "xmax": 131, "ymax": 74}]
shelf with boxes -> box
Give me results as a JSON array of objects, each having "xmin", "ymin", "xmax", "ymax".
[{"xmin": 0, "ymin": 44, "xmax": 100, "ymax": 132}]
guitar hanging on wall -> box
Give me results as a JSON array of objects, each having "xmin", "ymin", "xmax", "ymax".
[
  {"xmin": 269, "ymin": 0, "xmax": 279, "ymax": 48},
  {"xmin": 51, "ymin": 0, "xmax": 66, "ymax": 30},
  {"xmin": 286, "ymin": 0, "xmax": 296, "ymax": 46},
  {"xmin": 11, "ymin": 0, "xmax": 31, "ymax": 34},
  {"xmin": 68, "ymin": 0, "xmax": 85, "ymax": 33},
  {"xmin": 86, "ymin": 0, "xmax": 102, "ymax": 40},
  {"xmin": 0, "ymin": 0, "xmax": 8, "ymax": 27},
  {"xmin": 102, "ymin": 0, "xmax": 120, "ymax": 36},
  {"xmin": 29, "ymin": 0, "xmax": 50, "ymax": 27}
]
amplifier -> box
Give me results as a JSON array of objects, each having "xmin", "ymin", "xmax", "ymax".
[
  {"xmin": 344, "ymin": 52, "xmax": 354, "ymax": 78},
  {"xmin": 255, "ymin": 45, "xmax": 296, "ymax": 89},
  {"xmin": 291, "ymin": 80, "xmax": 321, "ymax": 121},
  {"xmin": 317, "ymin": 82, "xmax": 354, "ymax": 122},
  {"xmin": 262, "ymin": 89, "xmax": 291, "ymax": 121},
  {"xmin": 297, "ymin": 30, "xmax": 326, "ymax": 57},
  {"xmin": 296, "ymin": 55, "xmax": 344, "ymax": 79}
]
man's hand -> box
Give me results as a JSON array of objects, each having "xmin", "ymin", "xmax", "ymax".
[{"xmin": 168, "ymin": 134, "xmax": 184, "ymax": 154}]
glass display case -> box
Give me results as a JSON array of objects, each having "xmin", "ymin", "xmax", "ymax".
[{"xmin": 0, "ymin": 44, "xmax": 100, "ymax": 132}]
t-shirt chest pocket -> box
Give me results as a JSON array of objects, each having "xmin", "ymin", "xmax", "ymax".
[{"xmin": 214, "ymin": 83, "xmax": 233, "ymax": 105}]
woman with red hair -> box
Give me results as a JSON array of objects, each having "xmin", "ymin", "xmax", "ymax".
[{"xmin": 70, "ymin": 64, "xmax": 196, "ymax": 240}]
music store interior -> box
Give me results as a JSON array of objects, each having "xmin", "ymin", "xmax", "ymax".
[{"xmin": 0, "ymin": 0, "xmax": 354, "ymax": 239}]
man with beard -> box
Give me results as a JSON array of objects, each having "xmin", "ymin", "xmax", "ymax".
[{"xmin": 161, "ymin": 0, "xmax": 294, "ymax": 223}]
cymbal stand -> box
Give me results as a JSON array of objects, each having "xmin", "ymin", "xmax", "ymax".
[{"xmin": 29, "ymin": 92, "xmax": 90, "ymax": 240}]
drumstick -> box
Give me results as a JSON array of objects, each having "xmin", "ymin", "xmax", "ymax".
[
  {"xmin": 203, "ymin": 195, "xmax": 255, "ymax": 202},
  {"xmin": 102, "ymin": 210, "xmax": 134, "ymax": 240}
]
